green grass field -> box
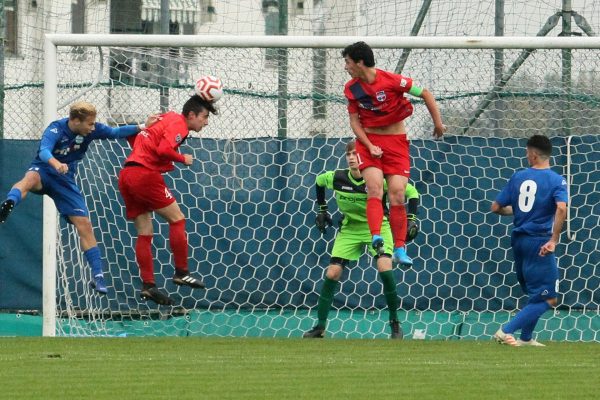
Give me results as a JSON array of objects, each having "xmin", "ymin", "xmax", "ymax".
[{"xmin": 0, "ymin": 338, "xmax": 597, "ymax": 400}]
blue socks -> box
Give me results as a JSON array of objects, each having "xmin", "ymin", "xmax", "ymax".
[
  {"xmin": 503, "ymin": 301, "xmax": 551, "ymax": 338},
  {"xmin": 519, "ymin": 317, "xmax": 540, "ymax": 342},
  {"xmin": 7, "ymin": 188, "xmax": 22, "ymax": 205},
  {"xmin": 84, "ymin": 246, "xmax": 104, "ymax": 278}
]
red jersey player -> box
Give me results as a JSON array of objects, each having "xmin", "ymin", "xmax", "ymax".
[
  {"xmin": 118, "ymin": 95, "xmax": 217, "ymax": 305},
  {"xmin": 342, "ymin": 41, "xmax": 446, "ymax": 266}
]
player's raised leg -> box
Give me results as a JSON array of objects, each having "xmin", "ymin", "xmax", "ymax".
[
  {"xmin": 0, "ymin": 203, "xmax": 14, "ymax": 223},
  {"xmin": 0, "ymin": 171, "xmax": 42, "ymax": 223},
  {"xmin": 0, "ymin": 191, "xmax": 18, "ymax": 223},
  {"xmin": 155, "ymin": 202, "xmax": 205, "ymax": 289},
  {"xmin": 362, "ymin": 167, "xmax": 386, "ymax": 255},
  {"xmin": 70, "ymin": 215, "xmax": 108, "ymax": 295},
  {"xmin": 387, "ymin": 175, "xmax": 412, "ymax": 266},
  {"xmin": 132, "ymin": 212, "xmax": 174, "ymax": 305},
  {"xmin": 170, "ymin": 220, "xmax": 205, "ymax": 289}
]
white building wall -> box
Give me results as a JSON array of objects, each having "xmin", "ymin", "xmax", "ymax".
[{"xmin": 3, "ymin": 1, "xmax": 600, "ymax": 139}]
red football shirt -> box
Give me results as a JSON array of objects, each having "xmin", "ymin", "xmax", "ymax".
[
  {"xmin": 344, "ymin": 69, "xmax": 414, "ymax": 128},
  {"xmin": 125, "ymin": 111, "xmax": 188, "ymax": 173}
]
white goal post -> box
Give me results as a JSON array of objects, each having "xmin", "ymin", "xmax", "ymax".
[{"xmin": 42, "ymin": 34, "xmax": 600, "ymax": 338}]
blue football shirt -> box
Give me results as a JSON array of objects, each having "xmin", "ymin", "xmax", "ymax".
[
  {"xmin": 495, "ymin": 167, "xmax": 568, "ymax": 236},
  {"xmin": 31, "ymin": 118, "xmax": 138, "ymax": 176}
]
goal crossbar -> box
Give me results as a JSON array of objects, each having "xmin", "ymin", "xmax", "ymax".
[{"xmin": 46, "ymin": 34, "xmax": 600, "ymax": 49}]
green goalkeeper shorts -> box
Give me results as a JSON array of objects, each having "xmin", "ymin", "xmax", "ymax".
[{"xmin": 331, "ymin": 221, "xmax": 393, "ymax": 260}]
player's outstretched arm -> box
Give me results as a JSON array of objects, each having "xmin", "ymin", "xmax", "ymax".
[
  {"xmin": 419, "ymin": 89, "xmax": 446, "ymax": 138},
  {"xmin": 141, "ymin": 114, "xmax": 162, "ymax": 130},
  {"xmin": 98, "ymin": 114, "xmax": 162, "ymax": 139}
]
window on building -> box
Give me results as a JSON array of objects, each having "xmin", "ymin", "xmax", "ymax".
[
  {"xmin": 4, "ymin": 0, "xmax": 18, "ymax": 55},
  {"xmin": 72, "ymin": 0, "xmax": 85, "ymax": 33},
  {"xmin": 71, "ymin": 0, "xmax": 86, "ymax": 58},
  {"xmin": 262, "ymin": 0, "xmax": 280, "ymax": 66},
  {"xmin": 200, "ymin": 0, "xmax": 216, "ymax": 24},
  {"xmin": 109, "ymin": 0, "xmax": 144, "ymax": 84},
  {"xmin": 110, "ymin": 0, "xmax": 200, "ymax": 35},
  {"xmin": 109, "ymin": 0, "xmax": 200, "ymax": 85},
  {"xmin": 110, "ymin": 0, "xmax": 144, "ymax": 34}
]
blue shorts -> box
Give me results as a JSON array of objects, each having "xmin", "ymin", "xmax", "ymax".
[
  {"xmin": 29, "ymin": 163, "xmax": 88, "ymax": 219},
  {"xmin": 511, "ymin": 232, "xmax": 559, "ymax": 304}
]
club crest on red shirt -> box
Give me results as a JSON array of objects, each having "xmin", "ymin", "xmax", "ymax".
[{"xmin": 376, "ymin": 91, "xmax": 386, "ymax": 102}]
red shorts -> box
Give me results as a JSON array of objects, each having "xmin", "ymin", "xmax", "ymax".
[
  {"xmin": 355, "ymin": 133, "xmax": 410, "ymax": 177},
  {"xmin": 118, "ymin": 166, "xmax": 176, "ymax": 220}
]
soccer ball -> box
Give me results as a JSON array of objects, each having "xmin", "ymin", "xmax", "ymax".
[{"xmin": 195, "ymin": 75, "xmax": 223, "ymax": 102}]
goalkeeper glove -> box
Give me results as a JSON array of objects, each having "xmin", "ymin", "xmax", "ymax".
[
  {"xmin": 315, "ymin": 205, "xmax": 333, "ymax": 234},
  {"xmin": 406, "ymin": 214, "xmax": 420, "ymax": 242}
]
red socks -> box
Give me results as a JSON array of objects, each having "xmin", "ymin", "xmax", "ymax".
[
  {"xmin": 368, "ymin": 198, "xmax": 408, "ymax": 247},
  {"xmin": 135, "ymin": 235, "xmax": 154, "ymax": 284},
  {"xmin": 366, "ymin": 198, "xmax": 384, "ymax": 236},
  {"xmin": 135, "ymin": 219, "xmax": 188, "ymax": 284},
  {"xmin": 390, "ymin": 204, "xmax": 407, "ymax": 248},
  {"xmin": 169, "ymin": 219, "xmax": 188, "ymax": 272}
]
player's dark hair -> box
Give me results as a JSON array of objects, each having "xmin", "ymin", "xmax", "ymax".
[
  {"xmin": 341, "ymin": 41, "xmax": 375, "ymax": 67},
  {"xmin": 345, "ymin": 139, "xmax": 356, "ymax": 153},
  {"xmin": 182, "ymin": 95, "xmax": 218, "ymax": 117},
  {"xmin": 526, "ymin": 134, "xmax": 552, "ymax": 157}
]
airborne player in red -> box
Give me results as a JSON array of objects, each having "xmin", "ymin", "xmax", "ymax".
[
  {"xmin": 118, "ymin": 95, "xmax": 217, "ymax": 305},
  {"xmin": 342, "ymin": 41, "xmax": 446, "ymax": 266}
]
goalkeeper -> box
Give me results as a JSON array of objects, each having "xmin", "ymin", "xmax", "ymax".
[{"xmin": 304, "ymin": 140, "xmax": 420, "ymax": 339}]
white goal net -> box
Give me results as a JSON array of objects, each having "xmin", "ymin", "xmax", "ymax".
[{"xmin": 42, "ymin": 35, "xmax": 600, "ymax": 340}]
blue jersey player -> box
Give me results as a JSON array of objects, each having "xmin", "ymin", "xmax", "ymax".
[
  {"xmin": 0, "ymin": 101, "xmax": 157, "ymax": 294},
  {"xmin": 491, "ymin": 134, "xmax": 568, "ymax": 346}
]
